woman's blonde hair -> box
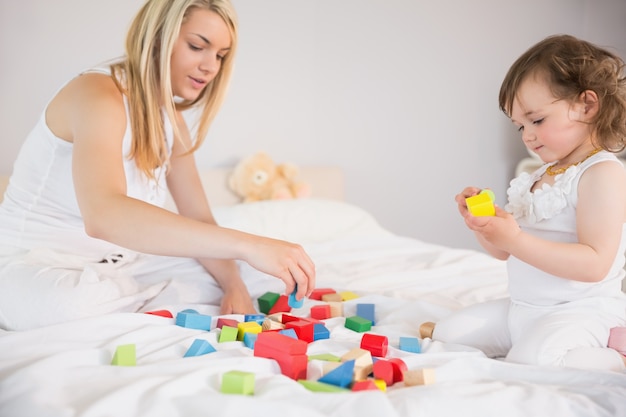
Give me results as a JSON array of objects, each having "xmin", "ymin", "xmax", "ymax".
[
  {"xmin": 111, "ymin": 0, "xmax": 238, "ymax": 179},
  {"xmin": 499, "ymin": 34, "xmax": 626, "ymax": 152}
]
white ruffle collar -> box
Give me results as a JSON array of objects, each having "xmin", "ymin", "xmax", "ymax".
[{"xmin": 505, "ymin": 164, "xmax": 578, "ymax": 223}]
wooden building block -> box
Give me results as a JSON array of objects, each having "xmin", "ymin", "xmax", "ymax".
[
  {"xmin": 288, "ymin": 284, "xmax": 305, "ymax": 308},
  {"xmin": 184, "ymin": 339, "xmax": 216, "ymax": 357},
  {"xmin": 175, "ymin": 311, "xmax": 212, "ymax": 331},
  {"xmin": 268, "ymin": 295, "xmax": 292, "ymax": 314},
  {"xmin": 243, "ymin": 332, "xmax": 258, "ymax": 349},
  {"xmin": 340, "ymin": 291, "xmax": 359, "ymax": 301},
  {"xmin": 352, "ymin": 380, "xmax": 379, "ymax": 391},
  {"xmin": 221, "ymin": 370, "xmax": 255, "ymax": 395},
  {"xmin": 310, "ymin": 304, "xmax": 331, "ymax": 320},
  {"xmin": 345, "ymin": 316, "xmax": 372, "ymax": 333},
  {"xmin": 218, "ymin": 325, "xmax": 238, "ymax": 343},
  {"xmin": 319, "ymin": 360, "xmax": 355, "ymax": 388},
  {"xmin": 279, "ymin": 328, "xmax": 299, "ymax": 339},
  {"xmin": 356, "ymin": 303, "xmax": 375, "ymax": 325},
  {"xmin": 111, "ymin": 344, "xmax": 136, "ymax": 366},
  {"xmin": 313, "ymin": 323, "xmax": 330, "ymax": 341},
  {"xmin": 262, "ymin": 318, "xmax": 285, "ymax": 331},
  {"xmin": 360, "ymin": 333, "xmax": 388, "ymax": 357},
  {"xmin": 327, "ymin": 301, "xmax": 343, "ymax": 318},
  {"xmin": 341, "ymin": 347, "xmax": 373, "ymax": 368},
  {"xmin": 373, "ymin": 358, "xmax": 407, "ymax": 386},
  {"xmin": 399, "ymin": 336, "xmax": 421, "ymax": 354},
  {"xmin": 298, "ymin": 379, "xmax": 348, "ymax": 393},
  {"xmin": 216, "ymin": 318, "xmax": 239, "ymax": 329},
  {"xmin": 403, "ymin": 368, "xmax": 436, "ymax": 386},
  {"xmin": 308, "ymin": 353, "xmax": 341, "ymax": 362},
  {"xmin": 254, "ymin": 331, "xmax": 307, "ymax": 355},
  {"xmin": 144, "ymin": 309, "xmax": 173, "ymax": 318},
  {"xmin": 309, "ymin": 288, "xmax": 336, "ymax": 301},
  {"xmin": 244, "ymin": 314, "xmax": 266, "ymax": 324},
  {"xmin": 237, "ymin": 321, "xmax": 263, "ymax": 341},
  {"xmin": 285, "ymin": 320, "xmax": 315, "ymax": 343},
  {"xmin": 257, "ymin": 291, "xmax": 280, "ymax": 314},
  {"xmin": 321, "ymin": 293, "xmax": 343, "ymax": 302},
  {"xmin": 353, "ymin": 364, "xmax": 374, "ymax": 381}
]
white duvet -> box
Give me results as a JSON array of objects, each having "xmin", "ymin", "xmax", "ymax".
[{"xmin": 1, "ymin": 199, "xmax": 624, "ymax": 417}]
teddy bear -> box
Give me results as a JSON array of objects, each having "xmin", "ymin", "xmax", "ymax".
[{"xmin": 228, "ymin": 152, "xmax": 311, "ymax": 203}]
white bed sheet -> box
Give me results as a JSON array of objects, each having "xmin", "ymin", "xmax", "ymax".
[{"xmin": 1, "ymin": 199, "xmax": 624, "ymax": 417}]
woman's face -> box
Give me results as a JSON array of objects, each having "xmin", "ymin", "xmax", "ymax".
[{"xmin": 170, "ymin": 8, "xmax": 231, "ymax": 101}]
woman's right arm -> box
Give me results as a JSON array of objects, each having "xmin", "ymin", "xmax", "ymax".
[{"xmin": 48, "ymin": 74, "xmax": 315, "ymax": 296}]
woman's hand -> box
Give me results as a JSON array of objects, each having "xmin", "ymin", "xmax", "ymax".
[
  {"xmin": 219, "ymin": 285, "xmax": 257, "ymax": 315},
  {"xmin": 243, "ymin": 236, "xmax": 316, "ymax": 301}
]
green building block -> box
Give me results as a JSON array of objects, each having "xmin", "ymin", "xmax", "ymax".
[
  {"xmin": 308, "ymin": 353, "xmax": 342, "ymax": 362},
  {"xmin": 344, "ymin": 316, "xmax": 372, "ymax": 333},
  {"xmin": 111, "ymin": 344, "xmax": 136, "ymax": 366},
  {"xmin": 219, "ymin": 325, "xmax": 238, "ymax": 343},
  {"xmin": 221, "ymin": 370, "xmax": 255, "ymax": 395},
  {"xmin": 258, "ymin": 292, "xmax": 280, "ymax": 314},
  {"xmin": 298, "ymin": 379, "xmax": 349, "ymax": 393}
]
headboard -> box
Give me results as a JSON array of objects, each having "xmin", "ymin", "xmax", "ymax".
[{"xmin": 0, "ymin": 167, "xmax": 345, "ymax": 206}]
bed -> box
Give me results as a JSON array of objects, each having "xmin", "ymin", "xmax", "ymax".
[{"xmin": 0, "ymin": 168, "xmax": 625, "ymax": 417}]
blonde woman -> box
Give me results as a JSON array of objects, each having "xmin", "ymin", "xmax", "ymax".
[{"xmin": 0, "ymin": 0, "xmax": 315, "ymax": 330}]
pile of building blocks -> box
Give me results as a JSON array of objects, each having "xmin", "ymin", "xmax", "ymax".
[{"xmin": 111, "ymin": 287, "xmax": 436, "ymax": 394}]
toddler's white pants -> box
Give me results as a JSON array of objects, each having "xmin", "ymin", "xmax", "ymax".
[{"xmin": 434, "ymin": 297, "xmax": 626, "ymax": 372}]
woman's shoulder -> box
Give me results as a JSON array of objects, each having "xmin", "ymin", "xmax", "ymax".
[{"xmin": 46, "ymin": 71, "xmax": 126, "ymax": 142}]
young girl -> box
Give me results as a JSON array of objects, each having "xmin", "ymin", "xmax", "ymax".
[
  {"xmin": 0, "ymin": 0, "xmax": 315, "ymax": 331},
  {"xmin": 422, "ymin": 34, "xmax": 626, "ymax": 371}
]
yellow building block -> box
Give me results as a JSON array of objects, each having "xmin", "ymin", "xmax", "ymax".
[
  {"xmin": 237, "ymin": 321, "xmax": 262, "ymax": 341},
  {"xmin": 339, "ymin": 291, "xmax": 359, "ymax": 301},
  {"xmin": 466, "ymin": 190, "xmax": 495, "ymax": 216}
]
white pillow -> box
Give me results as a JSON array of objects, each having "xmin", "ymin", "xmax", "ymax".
[{"xmin": 212, "ymin": 199, "xmax": 389, "ymax": 243}]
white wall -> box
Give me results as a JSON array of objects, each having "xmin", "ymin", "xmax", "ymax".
[{"xmin": 1, "ymin": 0, "xmax": 625, "ymax": 251}]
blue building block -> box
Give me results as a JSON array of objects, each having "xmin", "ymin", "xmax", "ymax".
[
  {"xmin": 279, "ymin": 328, "xmax": 298, "ymax": 339},
  {"xmin": 356, "ymin": 303, "xmax": 376, "ymax": 325},
  {"xmin": 184, "ymin": 339, "xmax": 217, "ymax": 357},
  {"xmin": 288, "ymin": 284, "xmax": 305, "ymax": 308},
  {"xmin": 399, "ymin": 336, "xmax": 421, "ymax": 353},
  {"xmin": 243, "ymin": 332, "xmax": 258, "ymax": 349},
  {"xmin": 318, "ymin": 360, "xmax": 355, "ymax": 388},
  {"xmin": 175, "ymin": 312, "xmax": 212, "ymax": 331},
  {"xmin": 313, "ymin": 323, "xmax": 330, "ymax": 341},
  {"xmin": 244, "ymin": 314, "xmax": 266, "ymax": 325}
]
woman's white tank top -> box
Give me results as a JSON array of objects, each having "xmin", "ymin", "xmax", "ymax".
[{"xmin": 0, "ymin": 66, "xmax": 173, "ymax": 257}]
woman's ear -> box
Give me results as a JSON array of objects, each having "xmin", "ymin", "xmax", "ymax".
[{"xmin": 572, "ymin": 90, "xmax": 599, "ymax": 121}]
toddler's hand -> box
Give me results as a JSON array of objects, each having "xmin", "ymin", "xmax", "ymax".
[{"xmin": 455, "ymin": 186, "xmax": 482, "ymax": 217}]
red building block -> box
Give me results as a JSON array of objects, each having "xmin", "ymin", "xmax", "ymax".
[
  {"xmin": 285, "ymin": 320, "xmax": 315, "ymax": 343},
  {"xmin": 254, "ymin": 332, "xmax": 308, "ymax": 380},
  {"xmin": 268, "ymin": 295, "xmax": 292, "ymax": 315},
  {"xmin": 144, "ymin": 310, "xmax": 173, "ymax": 318},
  {"xmin": 254, "ymin": 331, "xmax": 307, "ymax": 355},
  {"xmin": 216, "ymin": 318, "xmax": 239, "ymax": 329},
  {"xmin": 310, "ymin": 304, "xmax": 331, "ymax": 320},
  {"xmin": 372, "ymin": 358, "xmax": 407, "ymax": 386},
  {"xmin": 360, "ymin": 333, "xmax": 388, "ymax": 358},
  {"xmin": 352, "ymin": 380, "xmax": 380, "ymax": 391},
  {"xmin": 309, "ymin": 288, "xmax": 336, "ymax": 301}
]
